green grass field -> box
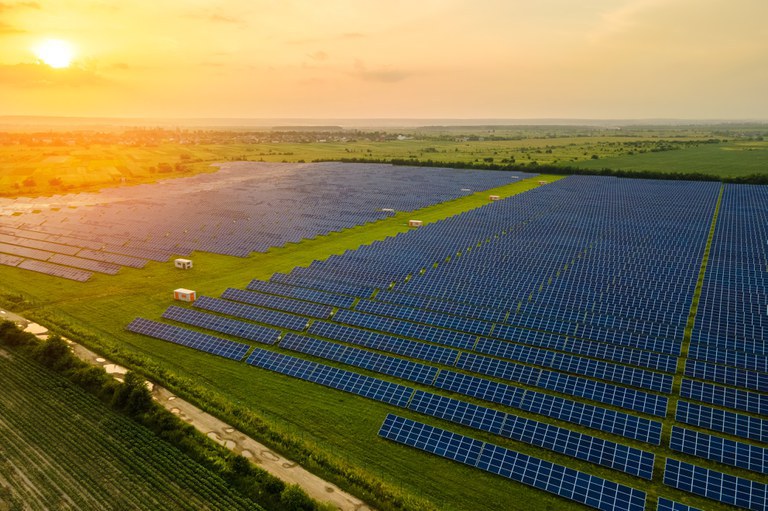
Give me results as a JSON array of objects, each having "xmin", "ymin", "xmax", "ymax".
[
  {"xmin": 0, "ymin": 348, "xmax": 263, "ymax": 511},
  {"xmin": 0, "ymin": 171, "xmax": 741, "ymax": 511},
  {"xmin": 571, "ymin": 140, "xmax": 768, "ymax": 177}
]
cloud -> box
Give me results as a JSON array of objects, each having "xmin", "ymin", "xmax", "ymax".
[
  {"xmin": 289, "ymin": 32, "xmax": 367, "ymax": 45},
  {"xmin": 0, "ymin": 21, "xmax": 24, "ymax": 34},
  {"xmin": 352, "ymin": 59, "xmax": 409, "ymax": 83},
  {"xmin": 0, "ymin": 63, "xmax": 110, "ymax": 88},
  {"xmin": 0, "ymin": 2, "xmax": 39, "ymax": 11},
  {"xmin": 307, "ymin": 51, "xmax": 328, "ymax": 61},
  {"xmin": 184, "ymin": 10, "xmax": 245, "ymax": 27}
]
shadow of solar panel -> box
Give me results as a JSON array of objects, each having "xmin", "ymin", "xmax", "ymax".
[
  {"xmin": 162, "ymin": 306, "xmax": 281, "ymax": 345},
  {"xmin": 676, "ymin": 401, "xmax": 767, "ymax": 443},
  {"xmin": 408, "ymin": 390, "xmax": 655, "ymax": 479},
  {"xmin": 194, "ymin": 296, "xmax": 309, "ymax": 331},
  {"xmin": 245, "ymin": 347, "xmax": 414, "ymax": 407},
  {"xmin": 379, "ymin": 414, "xmax": 647, "ymax": 511},
  {"xmin": 126, "ymin": 317, "xmax": 251, "ymax": 361},
  {"xmin": 222, "ymin": 288, "xmax": 333, "ymax": 319},
  {"xmin": 663, "ymin": 458, "xmax": 766, "ymax": 511},
  {"xmin": 670, "ymin": 426, "xmax": 767, "ymax": 475},
  {"xmin": 656, "ymin": 498, "xmax": 704, "ymax": 511}
]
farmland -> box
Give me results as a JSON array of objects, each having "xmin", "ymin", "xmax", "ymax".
[
  {"xmin": 0, "ymin": 123, "xmax": 766, "ymax": 511},
  {"xmin": 0, "ymin": 347, "xmax": 262, "ymax": 511}
]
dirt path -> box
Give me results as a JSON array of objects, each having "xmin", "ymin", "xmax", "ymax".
[{"xmin": 14, "ymin": 317, "xmax": 373, "ymax": 511}]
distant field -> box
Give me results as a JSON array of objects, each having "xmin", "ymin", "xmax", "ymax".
[
  {"xmin": 0, "ymin": 349, "xmax": 261, "ymax": 511},
  {"xmin": 3, "ymin": 125, "xmax": 763, "ymax": 198},
  {"xmin": 570, "ymin": 140, "xmax": 768, "ymax": 177}
]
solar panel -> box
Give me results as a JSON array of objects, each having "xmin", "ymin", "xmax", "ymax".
[
  {"xmin": 408, "ymin": 390, "xmax": 655, "ymax": 479},
  {"xmin": 675, "ymin": 401, "xmax": 767, "ymax": 443},
  {"xmin": 246, "ymin": 279, "xmax": 356, "ymax": 308},
  {"xmin": 656, "ymin": 497, "xmax": 705, "ymax": 511},
  {"xmin": 434, "ymin": 370, "xmax": 663, "ymax": 444},
  {"xmin": 162, "ymin": 306, "xmax": 281, "ymax": 345},
  {"xmin": 17, "ymin": 259, "xmax": 92, "ymax": 282},
  {"xmin": 221, "ymin": 287, "xmax": 333, "ymax": 319},
  {"xmin": 379, "ymin": 414, "xmax": 647, "ymax": 511},
  {"xmin": 680, "ymin": 379, "xmax": 767, "ymax": 416},
  {"xmin": 685, "ymin": 359, "xmax": 767, "ymax": 392},
  {"xmin": 126, "ymin": 317, "xmax": 251, "ymax": 361},
  {"xmin": 663, "ymin": 458, "xmax": 766, "ymax": 511},
  {"xmin": 245, "ymin": 347, "xmax": 414, "ymax": 407},
  {"xmin": 193, "ymin": 296, "xmax": 309, "ymax": 331},
  {"xmin": 669, "ymin": 426, "xmax": 767, "ymax": 474},
  {"xmin": 279, "ymin": 333, "xmax": 438, "ymax": 385}
]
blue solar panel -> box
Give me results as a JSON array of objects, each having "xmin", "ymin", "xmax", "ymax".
[
  {"xmin": 685, "ymin": 359, "xmax": 767, "ymax": 392},
  {"xmin": 670, "ymin": 426, "xmax": 767, "ymax": 474},
  {"xmin": 379, "ymin": 414, "xmax": 647, "ymax": 511},
  {"xmin": 126, "ymin": 317, "xmax": 251, "ymax": 360},
  {"xmin": 456, "ymin": 352, "xmax": 668, "ymax": 416},
  {"xmin": 663, "ymin": 458, "xmax": 766, "ymax": 511},
  {"xmin": 408, "ymin": 390, "xmax": 655, "ymax": 479},
  {"xmin": 279, "ymin": 333, "xmax": 438, "ymax": 385},
  {"xmin": 308, "ymin": 321, "xmax": 459, "ymax": 365},
  {"xmin": 680, "ymin": 379, "xmax": 767, "ymax": 416},
  {"xmin": 221, "ymin": 288, "xmax": 333, "ymax": 319},
  {"xmin": 246, "ymin": 279, "xmax": 356, "ymax": 308},
  {"xmin": 162, "ymin": 306, "xmax": 281, "ymax": 344},
  {"xmin": 675, "ymin": 401, "xmax": 767, "ymax": 443},
  {"xmin": 434, "ymin": 370, "xmax": 662, "ymax": 444},
  {"xmin": 333, "ymin": 309, "xmax": 477, "ymax": 350},
  {"xmin": 245, "ymin": 347, "xmax": 414, "ymax": 407},
  {"xmin": 193, "ymin": 296, "xmax": 309, "ymax": 331},
  {"xmin": 355, "ymin": 299, "xmax": 494, "ymax": 336},
  {"xmin": 656, "ymin": 497, "xmax": 705, "ymax": 511}
]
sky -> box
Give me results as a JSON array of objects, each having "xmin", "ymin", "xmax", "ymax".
[{"xmin": 1, "ymin": 0, "xmax": 767, "ymax": 120}]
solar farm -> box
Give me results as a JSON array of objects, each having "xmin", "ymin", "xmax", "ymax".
[{"xmin": 1, "ymin": 162, "xmax": 766, "ymax": 511}]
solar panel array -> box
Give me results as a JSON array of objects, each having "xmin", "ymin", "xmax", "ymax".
[
  {"xmin": 1, "ymin": 162, "xmax": 530, "ymax": 280},
  {"xmin": 379, "ymin": 414, "xmax": 647, "ymax": 511},
  {"xmin": 119, "ymin": 174, "xmax": 768, "ymax": 510}
]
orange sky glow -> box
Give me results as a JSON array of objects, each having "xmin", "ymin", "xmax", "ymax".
[{"xmin": 1, "ymin": 0, "xmax": 767, "ymax": 120}]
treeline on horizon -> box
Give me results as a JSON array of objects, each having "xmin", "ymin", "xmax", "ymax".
[{"xmin": 315, "ymin": 157, "xmax": 768, "ymax": 184}]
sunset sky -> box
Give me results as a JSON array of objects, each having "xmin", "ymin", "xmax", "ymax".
[{"xmin": 1, "ymin": 0, "xmax": 766, "ymax": 120}]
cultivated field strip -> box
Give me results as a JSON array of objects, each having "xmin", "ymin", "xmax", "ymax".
[{"xmin": 0, "ymin": 351, "xmax": 262, "ymax": 511}]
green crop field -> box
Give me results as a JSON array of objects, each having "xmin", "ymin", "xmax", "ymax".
[{"xmin": 0, "ymin": 348, "xmax": 262, "ymax": 511}]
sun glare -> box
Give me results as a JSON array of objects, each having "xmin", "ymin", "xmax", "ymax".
[{"xmin": 34, "ymin": 39, "xmax": 75, "ymax": 69}]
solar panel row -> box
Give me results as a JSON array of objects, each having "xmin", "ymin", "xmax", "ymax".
[
  {"xmin": 125, "ymin": 317, "xmax": 251, "ymax": 361},
  {"xmin": 379, "ymin": 414, "xmax": 647, "ymax": 511},
  {"xmin": 656, "ymin": 497, "xmax": 705, "ymax": 511},
  {"xmin": 246, "ymin": 279, "xmax": 356, "ymax": 308},
  {"xmin": 245, "ymin": 347, "xmax": 414, "ymax": 407},
  {"xmin": 669, "ymin": 426, "xmax": 767, "ymax": 474},
  {"xmin": 675, "ymin": 401, "xmax": 767, "ymax": 443},
  {"xmin": 680, "ymin": 379, "xmax": 767, "ymax": 416},
  {"xmin": 663, "ymin": 458, "xmax": 766, "ymax": 511},
  {"xmin": 408, "ymin": 390, "xmax": 655, "ymax": 479},
  {"xmin": 221, "ymin": 288, "xmax": 334, "ymax": 319},
  {"xmin": 162, "ymin": 306, "xmax": 281, "ymax": 345},
  {"xmin": 193, "ymin": 296, "xmax": 310, "ymax": 332}
]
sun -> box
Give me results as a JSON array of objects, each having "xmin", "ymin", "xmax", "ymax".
[{"xmin": 34, "ymin": 39, "xmax": 75, "ymax": 69}]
